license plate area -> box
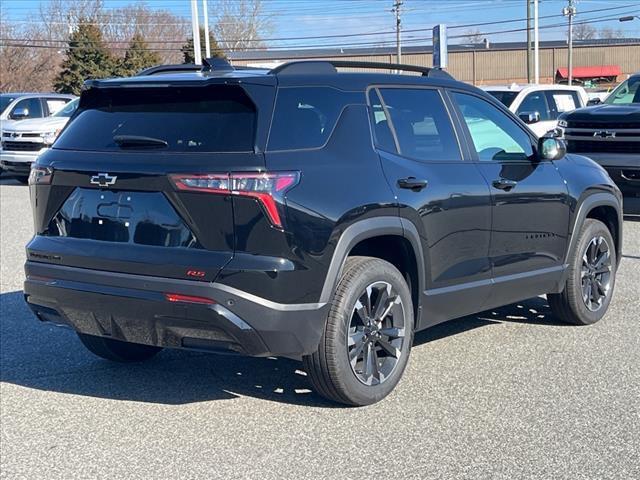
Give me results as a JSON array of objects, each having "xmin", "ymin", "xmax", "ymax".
[{"xmin": 47, "ymin": 188, "xmax": 200, "ymax": 248}]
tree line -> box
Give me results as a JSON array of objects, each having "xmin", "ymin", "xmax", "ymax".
[
  {"xmin": 0, "ymin": 0, "xmax": 272, "ymax": 93},
  {"xmin": 53, "ymin": 23, "xmax": 225, "ymax": 95}
]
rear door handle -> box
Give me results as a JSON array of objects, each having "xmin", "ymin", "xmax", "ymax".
[
  {"xmin": 397, "ymin": 177, "xmax": 428, "ymax": 191},
  {"xmin": 492, "ymin": 178, "xmax": 518, "ymax": 191}
]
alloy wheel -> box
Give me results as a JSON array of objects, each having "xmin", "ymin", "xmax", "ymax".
[
  {"xmin": 347, "ymin": 281, "xmax": 406, "ymax": 386},
  {"xmin": 581, "ymin": 235, "xmax": 613, "ymax": 312}
]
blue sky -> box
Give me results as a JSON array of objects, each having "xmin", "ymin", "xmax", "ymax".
[{"xmin": 2, "ymin": 0, "xmax": 639, "ymax": 49}]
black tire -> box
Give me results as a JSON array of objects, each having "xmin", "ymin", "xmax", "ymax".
[
  {"xmin": 15, "ymin": 175, "xmax": 29, "ymax": 185},
  {"xmin": 548, "ymin": 219, "xmax": 617, "ymax": 325},
  {"xmin": 77, "ymin": 333, "xmax": 162, "ymax": 362},
  {"xmin": 303, "ymin": 256, "xmax": 414, "ymax": 406}
]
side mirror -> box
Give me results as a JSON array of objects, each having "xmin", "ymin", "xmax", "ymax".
[
  {"xmin": 10, "ymin": 107, "xmax": 29, "ymax": 119},
  {"xmin": 587, "ymin": 98, "xmax": 602, "ymax": 106},
  {"xmin": 519, "ymin": 111, "xmax": 540, "ymax": 124},
  {"xmin": 538, "ymin": 136, "xmax": 566, "ymax": 161}
]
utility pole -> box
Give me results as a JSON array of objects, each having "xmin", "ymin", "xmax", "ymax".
[
  {"xmin": 392, "ymin": 0, "xmax": 403, "ymax": 65},
  {"xmin": 563, "ymin": 0, "xmax": 577, "ymax": 85},
  {"xmin": 534, "ymin": 0, "xmax": 539, "ymax": 83},
  {"xmin": 202, "ymin": 0, "xmax": 211, "ymax": 58},
  {"xmin": 190, "ymin": 0, "xmax": 202, "ymax": 65},
  {"xmin": 526, "ymin": 0, "xmax": 532, "ymax": 83}
]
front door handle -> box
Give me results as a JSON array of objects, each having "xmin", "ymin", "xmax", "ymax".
[
  {"xmin": 492, "ymin": 178, "xmax": 518, "ymax": 191},
  {"xmin": 397, "ymin": 177, "xmax": 428, "ymax": 191}
]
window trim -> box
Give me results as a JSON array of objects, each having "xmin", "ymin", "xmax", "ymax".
[
  {"xmin": 446, "ymin": 88, "xmax": 539, "ymax": 164},
  {"xmin": 366, "ymin": 84, "xmax": 466, "ymax": 164}
]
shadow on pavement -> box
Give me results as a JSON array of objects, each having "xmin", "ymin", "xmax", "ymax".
[{"xmin": 1, "ymin": 289, "xmax": 562, "ymax": 407}]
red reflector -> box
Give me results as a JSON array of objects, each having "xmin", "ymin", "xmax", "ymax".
[{"xmin": 164, "ymin": 293, "xmax": 215, "ymax": 305}]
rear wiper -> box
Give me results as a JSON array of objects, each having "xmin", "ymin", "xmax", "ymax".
[{"xmin": 113, "ymin": 135, "xmax": 168, "ymax": 148}]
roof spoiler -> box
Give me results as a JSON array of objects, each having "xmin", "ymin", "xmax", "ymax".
[{"xmin": 136, "ymin": 57, "xmax": 236, "ymax": 76}]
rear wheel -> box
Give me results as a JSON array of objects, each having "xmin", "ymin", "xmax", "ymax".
[
  {"xmin": 77, "ymin": 333, "xmax": 162, "ymax": 362},
  {"xmin": 303, "ymin": 256, "xmax": 414, "ymax": 406},
  {"xmin": 15, "ymin": 175, "xmax": 29, "ymax": 185},
  {"xmin": 548, "ymin": 219, "xmax": 617, "ymax": 325}
]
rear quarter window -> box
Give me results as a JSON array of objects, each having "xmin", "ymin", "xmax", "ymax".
[
  {"xmin": 267, "ymin": 86, "xmax": 362, "ymax": 151},
  {"xmin": 54, "ymin": 85, "xmax": 257, "ymax": 153}
]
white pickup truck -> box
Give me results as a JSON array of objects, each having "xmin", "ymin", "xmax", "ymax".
[
  {"xmin": 481, "ymin": 84, "xmax": 589, "ymax": 137},
  {"xmin": 1, "ymin": 98, "xmax": 78, "ymax": 182}
]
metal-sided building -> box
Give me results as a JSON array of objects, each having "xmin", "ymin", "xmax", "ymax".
[{"xmin": 229, "ymin": 38, "xmax": 640, "ymax": 86}]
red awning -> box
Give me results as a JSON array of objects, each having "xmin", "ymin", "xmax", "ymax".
[{"xmin": 556, "ymin": 65, "xmax": 621, "ymax": 79}]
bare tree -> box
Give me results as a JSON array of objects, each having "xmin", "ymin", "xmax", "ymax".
[
  {"xmin": 212, "ymin": 0, "xmax": 274, "ymax": 52},
  {"xmin": 0, "ymin": 10, "xmax": 62, "ymax": 92},
  {"xmin": 571, "ymin": 23, "xmax": 597, "ymax": 41},
  {"xmin": 463, "ymin": 29, "xmax": 483, "ymax": 44},
  {"xmin": 100, "ymin": 4, "xmax": 189, "ymax": 64},
  {"xmin": 599, "ymin": 27, "xmax": 625, "ymax": 40}
]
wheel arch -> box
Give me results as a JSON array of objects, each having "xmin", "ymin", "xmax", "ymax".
[
  {"xmin": 567, "ymin": 192, "xmax": 623, "ymax": 266},
  {"xmin": 319, "ymin": 217, "xmax": 425, "ymax": 320}
]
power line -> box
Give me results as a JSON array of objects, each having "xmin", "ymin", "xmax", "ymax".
[
  {"xmin": 4, "ymin": 3, "xmax": 637, "ymax": 46},
  {"xmin": 2, "ymin": 10, "xmax": 637, "ymax": 53}
]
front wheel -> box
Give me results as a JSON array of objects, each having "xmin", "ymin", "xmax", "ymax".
[
  {"xmin": 548, "ymin": 219, "xmax": 617, "ymax": 325},
  {"xmin": 77, "ymin": 333, "xmax": 162, "ymax": 362},
  {"xmin": 303, "ymin": 256, "xmax": 414, "ymax": 406}
]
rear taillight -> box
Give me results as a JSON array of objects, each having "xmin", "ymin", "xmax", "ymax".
[
  {"xmin": 28, "ymin": 166, "xmax": 53, "ymax": 185},
  {"xmin": 170, "ymin": 171, "xmax": 300, "ymax": 228}
]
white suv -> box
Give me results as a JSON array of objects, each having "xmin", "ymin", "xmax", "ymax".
[
  {"xmin": 1, "ymin": 98, "xmax": 79, "ymax": 182},
  {"xmin": 481, "ymin": 84, "xmax": 588, "ymax": 137}
]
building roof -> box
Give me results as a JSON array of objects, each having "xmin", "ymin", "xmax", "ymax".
[{"xmin": 228, "ymin": 38, "xmax": 640, "ymax": 61}]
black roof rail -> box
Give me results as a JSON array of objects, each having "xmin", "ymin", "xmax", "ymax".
[
  {"xmin": 137, "ymin": 63, "xmax": 202, "ymax": 76},
  {"xmin": 270, "ymin": 60, "xmax": 453, "ymax": 79},
  {"xmin": 137, "ymin": 57, "xmax": 235, "ymax": 76}
]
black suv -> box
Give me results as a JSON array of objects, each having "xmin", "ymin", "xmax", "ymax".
[
  {"xmin": 24, "ymin": 60, "xmax": 623, "ymax": 406},
  {"xmin": 559, "ymin": 72, "xmax": 640, "ymax": 214}
]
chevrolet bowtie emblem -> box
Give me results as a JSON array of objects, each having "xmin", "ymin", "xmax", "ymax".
[
  {"xmin": 90, "ymin": 173, "xmax": 118, "ymax": 187},
  {"xmin": 593, "ymin": 130, "xmax": 616, "ymax": 139}
]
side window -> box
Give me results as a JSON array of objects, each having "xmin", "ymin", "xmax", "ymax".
[
  {"xmin": 377, "ymin": 88, "xmax": 461, "ymax": 162},
  {"xmin": 453, "ymin": 91, "xmax": 534, "ymax": 162},
  {"xmin": 10, "ymin": 98, "xmax": 43, "ymax": 119},
  {"xmin": 45, "ymin": 99, "xmax": 69, "ymax": 115},
  {"xmin": 367, "ymin": 89, "xmax": 397, "ymax": 153},
  {"xmin": 516, "ymin": 91, "xmax": 551, "ymax": 120},
  {"xmin": 268, "ymin": 87, "xmax": 359, "ymax": 151},
  {"xmin": 545, "ymin": 90, "xmax": 579, "ymax": 119}
]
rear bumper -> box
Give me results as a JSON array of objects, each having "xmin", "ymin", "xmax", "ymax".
[{"xmin": 24, "ymin": 262, "xmax": 329, "ymax": 359}]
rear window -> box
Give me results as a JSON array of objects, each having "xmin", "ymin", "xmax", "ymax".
[
  {"xmin": 268, "ymin": 86, "xmax": 361, "ymax": 151},
  {"xmin": 54, "ymin": 85, "xmax": 256, "ymax": 153}
]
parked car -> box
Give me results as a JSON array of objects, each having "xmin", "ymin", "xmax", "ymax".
[
  {"xmin": 482, "ymin": 83, "xmax": 588, "ymax": 137},
  {"xmin": 558, "ymin": 72, "xmax": 640, "ymax": 214},
  {"xmin": 0, "ymin": 93, "xmax": 75, "ymax": 128},
  {"xmin": 0, "ymin": 98, "xmax": 79, "ymax": 182},
  {"xmin": 24, "ymin": 60, "xmax": 623, "ymax": 406}
]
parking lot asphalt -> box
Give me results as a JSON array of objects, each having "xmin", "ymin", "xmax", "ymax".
[{"xmin": 1, "ymin": 177, "xmax": 639, "ymax": 480}]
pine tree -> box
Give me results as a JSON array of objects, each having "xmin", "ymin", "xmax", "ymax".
[
  {"xmin": 54, "ymin": 22, "xmax": 115, "ymax": 95},
  {"xmin": 181, "ymin": 27, "xmax": 225, "ymax": 64},
  {"xmin": 118, "ymin": 33, "xmax": 161, "ymax": 76}
]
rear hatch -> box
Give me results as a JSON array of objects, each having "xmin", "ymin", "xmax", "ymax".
[{"xmin": 28, "ymin": 79, "xmax": 276, "ymax": 282}]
